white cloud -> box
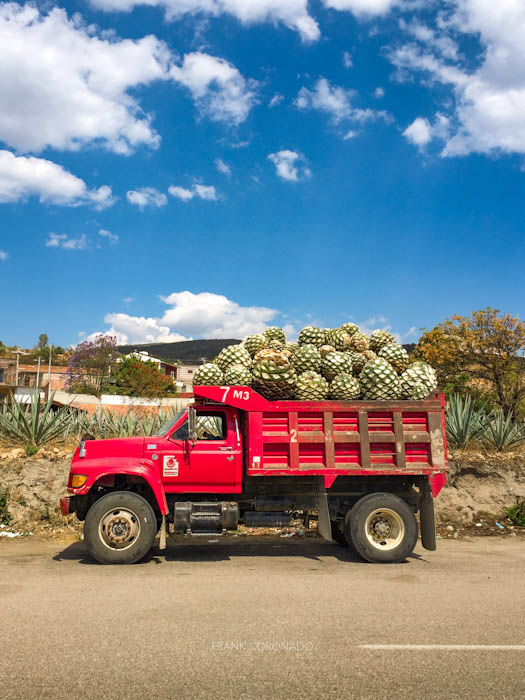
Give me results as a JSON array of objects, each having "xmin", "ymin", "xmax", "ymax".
[
  {"xmin": 0, "ymin": 150, "xmax": 114, "ymax": 208},
  {"xmin": 323, "ymin": 0, "xmax": 398, "ymax": 17},
  {"xmin": 45, "ymin": 233, "xmax": 88, "ymax": 250},
  {"xmin": 296, "ymin": 78, "xmax": 353, "ymax": 122},
  {"xmin": 373, "ymin": 86, "xmax": 385, "ymax": 98},
  {"xmin": 126, "ymin": 187, "xmax": 168, "ymax": 209},
  {"xmin": 396, "ymin": 326, "xmax": 417, "ymax": 344},
  {"xmin": 391, "ymin": 1, "xmax": 525, "ymax": 157},
  {"xmin": 168, "ymin": 183, "xmax": 218, "ymax": 201},
  {"xmin": 0, "ymin": 4, "xmax": 170, "ymax": 155},
  {"xmin": 93, "ymin": 291, "xmax": 282, "ymax": 343},
  {"xmin": 194, "ymin": 184, "xmax": 218, "ymax": 200},
  {"xmin": 343, "ymin": 130, "xmax": 357, "ymax": 140},
  {"xmin": 123, "ymin": 297, "xmax": 134, "ymax": 304},
  {"xmin": 89, "ymin": 0, "xmax": 321, "ymax": 42},
  {"xmin": 0, "ymin": 250, "xmax": 8, "ymax": 262},
  {"xmin": 269, "ymin": 93, "xmax": 284, "ymax": 107},
  {"xmin": 168, "ymin": 186, "xmax": 194, "ymax": 201},
  {"xmin": 295, "ymin": 78, "xmax": 388, "ymax": 125},
  {"xmin": 403, "ymin": 117, "xmax": 432, "ymax": 147},
  {"xmin": 96, "ymin": 313, "xmax": 188, "ymax": 345},
  {"xmin": 0, "ymin": 5, "xmax": 257, "ymax": 155},
  {"xmin": 170, "ymin": 52, "xmax": 257, "ymax": 125},
  {"xmin": 403, "ymin": 113, "xmax": 450, "ymax": 149},
  {"xmin": 358, "ymin": 315, "xmax": 389, "ymax": 334},
  {"xmin": 160, "ymin": 291, "xmax": 278, "ymax": 337},
  {"xmin": 342, "ymin": 51, "xmax": 353, "ymax": 68},
  {"xmin": 399, "ymin": 19, "xmax": 459, "ymax": 61},
  {"xmin": 268, "ymin": 150, "xmax": 311, "ymax": 181},
  {"xmin": 214, "ymin": 158, "xmax": 231, "ymax": 176},
  {"xmin": 229, "ymin": 139, "xmax": 251, "ymax": 149},
  {"xmin": 357, "ymin": 315, "xmax": 415, "ymax": 344},
  {"xmin": 99, "ymin": 229, "xmax": 119, "ymax": 243}
]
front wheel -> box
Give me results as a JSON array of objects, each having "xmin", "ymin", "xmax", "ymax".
[
  {"xmin": 84, "ymin": 491, "xmax": 157, "ymax": 564},
  {"xmin": 345, "ymin": 493, "xmax": 418, "ymax": 563}
]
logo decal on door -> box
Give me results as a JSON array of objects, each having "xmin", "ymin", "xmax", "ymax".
[{"xmin": 163, "ymin": 456, "xmax": 179, "ymax": 477}]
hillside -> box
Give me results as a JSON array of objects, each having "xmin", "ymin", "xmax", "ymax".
[
  {"xmin": 118, "ymin": 338, "xmax": 418, "ymax": 365},
  {"xmin": 117, "ymin": 339, "xmax": 241, "ymax": 364}
]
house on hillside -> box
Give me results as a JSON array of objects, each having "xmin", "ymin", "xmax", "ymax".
[
  {"xmin": 175, "ymin": 364, "xmax": 199, "ymax": 393},
  {"xmin": 0, "ymin": 358, "xmax": 72, "ymax": 390}
]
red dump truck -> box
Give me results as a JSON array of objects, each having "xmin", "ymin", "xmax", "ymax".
[{"xmin": 61, "ymin": 385, "xmax": 448, "ymax": 565}]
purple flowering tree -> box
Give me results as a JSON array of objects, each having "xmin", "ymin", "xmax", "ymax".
[{"xmin": 66, "ymin": 335, "xmax": 118, "ymax": 390}]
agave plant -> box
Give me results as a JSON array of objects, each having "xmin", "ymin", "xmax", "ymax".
[
  {"xmin": 482, "ymin": 410, "xmax": 525, "ymax": 452},
  {"xmin": 0, "ymin": 392, "xmax": 74, "ymax": 447},
  {"xmin": 70, "ymin": 407, "xmax": 182, "ymax": 441},
  {"xmin": 445, "ymin": 394, "xmax": 488, "ymax": 449}
]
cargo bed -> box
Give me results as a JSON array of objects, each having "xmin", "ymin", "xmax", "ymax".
[{"xmin": 194, "ymin": 386, "xmax": 448, "ymax": 493}]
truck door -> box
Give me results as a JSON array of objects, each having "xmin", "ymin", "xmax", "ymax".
[{"xmin": 159, "ymin": 407, "xmax": 242, "ymax": 493}]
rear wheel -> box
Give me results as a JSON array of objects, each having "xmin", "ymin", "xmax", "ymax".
[
  {"xmin": 331, "ymin": 521, "xmax": 347, "ymax": 546},
  {"xmin": 84, "ymin": 491, "xmax": 157, "ymax": 565},
  {"xmin": 331, "ymin": 520, "xmax": 355, "ymax": 549},
  {"xmin": 345, "ymin": 493, "xmax": 418, "ymax": 563}
]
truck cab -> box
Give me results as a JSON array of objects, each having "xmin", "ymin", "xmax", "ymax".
[{"xmin": 147, "ymin": 405, "xmax": 243, "ymax": 493}]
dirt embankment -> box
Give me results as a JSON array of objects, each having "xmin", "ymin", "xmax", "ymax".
[
  {"xmin": 1, "ymin": 448, "xmax": 524, "ymax": 538},
  {"xmin": 0, "ymin": 448, "xmax": 76, "ymax": 536},
  {"xmin": 435, "ymin": 452, "xmax": 525, "ymax": 530}
]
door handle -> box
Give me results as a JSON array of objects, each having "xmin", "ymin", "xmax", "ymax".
[{"xmin": 218, "ymin": 446, "xmax": 233, "ymax": 451}]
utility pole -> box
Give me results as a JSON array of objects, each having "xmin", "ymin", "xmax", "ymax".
[
  {"xmin": 36, "ymin": 356, "xmax": 41, "ymax": 389},
  {"xmin": 48, "ymin": 344, "xmax": 53, "ymax": 394},
  {"xmin": 15, "ymin": 346, "xmax": 20, "ymax": 386}
]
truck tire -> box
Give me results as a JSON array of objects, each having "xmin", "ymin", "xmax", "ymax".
[
  {"xmin": 331, "ymin": 520, "xmax": 355, "ymax": 549},
  {"xmin": 331, "ymin": 521, "xmax": 347, "ymax": 546},
  {"xmin": 84, "ymin": 491, "xmax": 157, "ymax": 565},
  {"xmin": 345, "ymin": 493, "xmax": 418, "ymax": 564}
]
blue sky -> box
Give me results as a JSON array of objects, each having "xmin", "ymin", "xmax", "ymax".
[{"xmin": 0, "ymin": 0, "xmax": 524, "ymax": 348}]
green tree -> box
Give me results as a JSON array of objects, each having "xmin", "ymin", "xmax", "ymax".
[
  {"xmin": 414, "ymin": 308, "xmax": 525, "ymax": 415},
  {"xmin": 106, "ymin": 356, "xmax": 177, "ymax": 398},
  {"xmin": 412, "ymin": 326, "xmax": 469, "ymax": 395},
  {"xmin": 38, "ymin": 333, "xmax": 48, "ymax": 349}
]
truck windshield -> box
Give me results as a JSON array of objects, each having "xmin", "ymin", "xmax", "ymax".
[{"xmin": 152, "ymin": 409, "xmax": 186, "ymax": 437}]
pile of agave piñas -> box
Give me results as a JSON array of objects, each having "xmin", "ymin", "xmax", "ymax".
[{"xmin": 193, "ymin": 324, "xmax": 437, "ymax": 402}]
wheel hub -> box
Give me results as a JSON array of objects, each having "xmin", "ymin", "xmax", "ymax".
[
  {"xmin": 364, "ymin": 508, "xmax": 405, "ymax": 551},
  {"xmin": 371, "ymin": 517, "xmax": 391, "ymax": 538},
  {"xmin": 108, "ymin": 517, "xmax": 131, "ymax": 543},
  {"xmin": 99, "ymin": 508, "xmax": 140, "ymax": 550}
]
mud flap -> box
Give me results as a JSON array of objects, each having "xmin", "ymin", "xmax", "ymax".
[
  {"xmin": 420, "ymin": 480, "xmax": 436, "ymax": 551},
  {"xmin": 316, "ymin": 479, "xmax": 333, "ymax": 542},
  {"xmin": 159, "ymin": 515, "xmax": 167, "ymax": 550}
]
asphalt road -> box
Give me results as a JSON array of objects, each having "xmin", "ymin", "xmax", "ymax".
[{"xmin": 1, "ymin": 535, "xmax": 524, "ymax": 700}]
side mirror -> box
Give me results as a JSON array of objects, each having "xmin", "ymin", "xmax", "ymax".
[
  {"xmin": 171, "ymin": 407, "xmax": 198, "ymax": 442},
  {"xmin": 188, "ymin": 406, "xmax": 198, "ymax": 444}
]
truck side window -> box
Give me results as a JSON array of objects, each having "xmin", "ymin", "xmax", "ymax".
[{"xmin": 195, "ymin": 412, "xmax": 227, "ymax": 440}]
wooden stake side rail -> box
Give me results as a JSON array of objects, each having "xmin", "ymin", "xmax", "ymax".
[
  {"xmin": 246, "ymin": 407, "xmax": 445, "ymax": 475},
  {"xmin": 193, "ymin": 386, "xmax": 447, "ymax": 477}
]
